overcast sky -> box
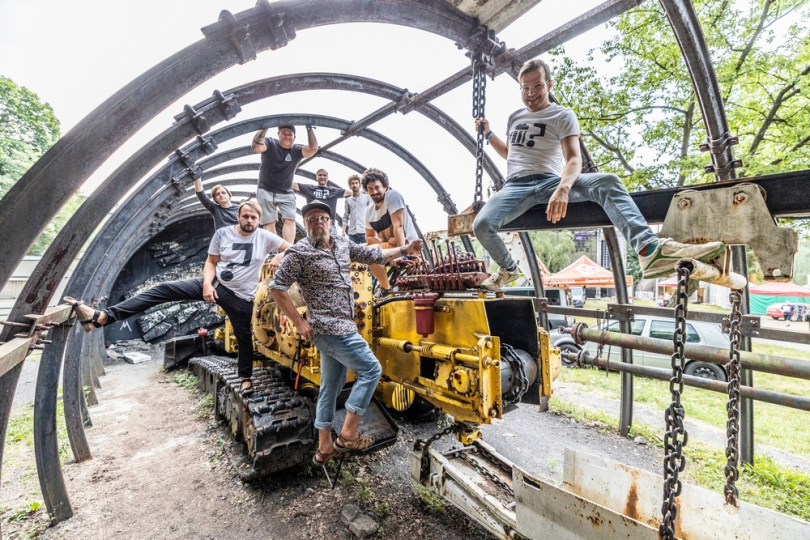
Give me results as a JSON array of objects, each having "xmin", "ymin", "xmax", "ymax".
[{"xmin": 0, "ymin": 0, "xmax": 614, "ymax": 232}]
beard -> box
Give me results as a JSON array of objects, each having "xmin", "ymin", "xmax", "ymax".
[
  {"xmin": 239, "ymin": 222, "xmax": 256, "ymax": 233},
  {"xmin": 309, "ymin": 227, "xmax": 329, "ymax": 245},
  {"xmin": 370, "ymin": 193, "xmax": 384, "ymax": 203}
]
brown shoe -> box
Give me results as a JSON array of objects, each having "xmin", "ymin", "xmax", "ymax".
[
  {"xmin": 335, "ymin": 431, "xmax": 373, "ymax": 453},
  {"xmin": 312, "ymin": 448, "xmax": 340, "ymax": 466}
]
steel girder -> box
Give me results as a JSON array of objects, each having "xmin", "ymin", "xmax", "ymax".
[{"xmin": 0, "ymin": 0, "xmax": 480, "ymax": 289}]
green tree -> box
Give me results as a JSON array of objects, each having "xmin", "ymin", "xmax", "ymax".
[
  {"xmin": 528, "ymin": 230, "xmax": 575, "ymax": 272},
  {"xmin": 0, "ymin": 76, "xmax": 80, "ymax": 254},
  {"xmin": 551, "ymin": 0, "xmax": 810, "ymax": 188}
]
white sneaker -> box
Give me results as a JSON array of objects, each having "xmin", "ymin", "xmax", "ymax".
[
  {"xmin": 639, "ymin": 238, "xmax": 726, "ymax": 279},
  {"xmin": 481, "ymin": 266, "xmax": 521, "ymax": 291}
]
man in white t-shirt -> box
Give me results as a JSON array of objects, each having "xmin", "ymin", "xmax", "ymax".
[
  {"xmin": 65, "ymin": 201, "xmax": 290, "ymax": 396},
  {"xmin": 362, "ymin": 168, "xmax": 419, "ymax": 294},
  {"xmin": 473, "ymin": 59, "xmax": 725, "ymax": 290}
]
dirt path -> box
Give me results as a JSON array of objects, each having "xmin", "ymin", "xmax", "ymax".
[{"xmin": 4, "ymin": 349, "xmax": 669, "ymax": 540}]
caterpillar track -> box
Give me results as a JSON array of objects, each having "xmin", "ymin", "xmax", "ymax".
[{"xmin": 189, "ymin": 355, "xmax": 315, "ymax": 480}]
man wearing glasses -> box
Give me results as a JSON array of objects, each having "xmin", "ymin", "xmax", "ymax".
[
  {"xmin": 473, "ymin": 59, "xmax": 725, "ymax": 291},
  {"xmin": 269, "ymin": 201, "xmax": 422, "ymax": 466}
]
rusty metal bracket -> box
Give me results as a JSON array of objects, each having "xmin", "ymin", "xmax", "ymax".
[
  {"xmin": 221, "ymin": 10, "xmax": 257, "ymax": 64},
  {"xmin": 458, "ymin": 26, "xmax": 508, "ymax": 77},
  {"xmin": 659, "ymin": 183, "xmax": 798, "ymax": 280},
  {"xmin": 257, "ymin": 0, "xmax": 294, "ymax": 50},
  {"xmin": 605, "ymin": 303, "xmax": 635, "ymax": 324},
  {"xmin": 173, "ymin": 149, "xmax": 202, "ymax": 178},
  {"xmin": 395, "ymin": 90, "xmax": 416, "ymax": 112},
  {"xmin": 196, "ymin": 134, "xmax": 218, "ymax": 156},
  {"xmin": 213, "ymin": 89, "xmax": 241, "ymax": 120},
  {"xmin": 700, "ymin": 131, "xmax": 739, "ymax": 155},
  {"xmin": 180, "ymin": 104, "xmax": 210, "ymax": 135}
]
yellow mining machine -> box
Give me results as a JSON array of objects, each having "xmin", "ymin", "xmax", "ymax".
[{"xmin": 188, "ymin": 240, "xmax": 561, "ymax": 480}]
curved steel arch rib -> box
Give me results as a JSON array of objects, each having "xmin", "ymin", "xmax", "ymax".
[{"xmin": 0, "ymin": 0, "xmax": 479, "ymax": 287}]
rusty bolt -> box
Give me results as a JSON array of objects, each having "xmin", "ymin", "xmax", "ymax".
[
  {"xmin": 733, "ymin": 192, "xmax": 748, "ymax": 205},
  {"xmin": 678, "ymin": 197, "xmax": 692, "ymax": 209},
  {"xmin": 488, "ymin": 407, "xmax": 498, "ymax": 417},
  {"xmin": 773, "ymin": 268, "xmax": 782, "ymax": 277},
  {"xmin": 485, "ymin": 339, "xmax": 493, "ymax": 349}
]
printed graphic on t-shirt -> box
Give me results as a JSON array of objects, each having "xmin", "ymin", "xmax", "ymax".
[
  {"xmin": 285, "ymin": 154, "xmax": 291, "ymax": 161},
  {"xmin": 209, "ymin": 227, "xmax": 285, "ymax": 300},
  {"xmin": 509, "ymin": 122, "xmax": 547, "ymax": 147}
]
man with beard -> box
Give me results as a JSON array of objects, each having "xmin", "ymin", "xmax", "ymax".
[
  {"xmin": 473, "ymin": 58, "xmax": 725, "ymax": 291},
  {"xmin": 362, "ymin": 168, "xmax": 419, "ymax": 295},
  {"xmin": 293, "ymin": 168, "xmax": 351, "ymax": 235},
  {"xmin": 65, "ymin": 201, "xmax": 290, "ymax": 396},
  {"xmin": 343, "ymin": 174, "xmax": 372, "ymax": 244},
  {"xmin": 269, "ymin": 201, "xmax": 423, "ymax": 466},
  {"xmin": 252, "ymin": 125, "xmax": 319, "ymax": 243}
]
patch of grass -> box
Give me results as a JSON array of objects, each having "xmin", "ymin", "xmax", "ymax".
[
  {"xmin": 173, "ymin": 371, "xmax": 198, "ymax": 388},
  {"xmin": 198, "ymin": 394, "xmax": 214, "ymax": 419},
  {"xmin": 355, "ymin": 477, "xmax": 376, "ymax": 506},
  {"xmin": 559, "ymin": 367, "xmax": 810, "ymax": 457},
  {"xmin": 436, "ymin": 412, "xmax": 454, "ymax": 429},
  {"xmin": 8, "ymin": 500, "xmax": 41, "ymax": 522},
  {"xmin": 375, "ymin": 500, "xmax": 390, "ymax": 519},
  {"xmin": 7, "ymin": 397, "xmax": 71, "ymax": 462},
  {"xmin": 549, "ymin": 395, "xmax": 810, "ymax": 521},
  {"xmin": 414, "ymin": 484, "xmax": 446, "ymax": 514}
]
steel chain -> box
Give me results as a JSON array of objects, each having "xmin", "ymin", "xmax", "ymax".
[
  {"xmin": 724, "ymin": 290, "xmax": 744, "ymax": 505},
  {"xmin": 414, "ymin": 424, "xmax": 463, "ymax": 482},
  {"xmin": 471, "ymin": 53, "xmax": 487, "ymax": 211},
  {"xmin": 660, "ymin": 264, "xmax": 691, "ymax": 540},
  {"xmin": 502, "ymin": 343, "xmax": 529, "ymax": 404},
  {"xmin": 456, "ymin": 448, "xmax": 514, "ymax": 500}
]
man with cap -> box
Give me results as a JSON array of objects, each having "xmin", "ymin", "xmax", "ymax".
[
  {"xmin": 269, "ymin": 200, "xmax": 423, "ymax": 466},
  {"xmin": 252, "ymin": 125, "xmax": 319, "ymax": 243}
]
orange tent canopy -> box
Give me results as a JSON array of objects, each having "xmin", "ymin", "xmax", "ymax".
[{"xmin": 544, "ymin": 255, "xmax": 633, "ymax": 287}]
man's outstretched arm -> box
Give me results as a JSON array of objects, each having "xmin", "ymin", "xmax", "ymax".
[
  {"xmin": 546, "ymin": 135, "xmax": 583, "ymax": 224},
  {"xmin": 302, "ymin": 126, "xmax": 319, "ymax": 158},
  {"xmin": 252, "ymin": 129, "xmax": 268, "ymax": 153},
  {"xmin": 475, "ymin": 118, "xmax": 508, "ymax": 160}
]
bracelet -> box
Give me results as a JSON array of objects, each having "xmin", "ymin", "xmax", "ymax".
[
  {"xmin": 305, "ymin": 125, "xmax": 313, "ymax": 130},
  {"xmin": 485, "ymin": 131, "xmax": 492, "ymax": 141},
  {"xmin": 399, "ymin": 246, "xmax": 407, "ymax": 257}
]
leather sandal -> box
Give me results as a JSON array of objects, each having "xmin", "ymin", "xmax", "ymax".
[
  {"xmin": 312, "ymin": 448, "xmax": 340, "ymax": 466},
  {"xmin": 63, "ymin": 296, "xmax": 105, "ymax": 332},
  {"xmin": 240, "ymin": 378, "xmax": 254, "ymax": 397},
  {"xmin": 335, "ymin": 431, "xmax": 374, "ymax": 452}
]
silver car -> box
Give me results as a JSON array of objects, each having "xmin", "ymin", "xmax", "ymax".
[{"xmin": 555, "ymin": 316, "xmax": 730, "ymax": 381}]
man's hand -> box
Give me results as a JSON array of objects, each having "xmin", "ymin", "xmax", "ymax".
[
  {"xmin": 267, "ymin": 253, "xmax": 283, "ymax": 272},
  {"xmin": 404, "ymin": 239, "xmax": 424, "ymax": 255},
  {"xmin": 203, "ymin": 282, "xmax": 218, "ymax": 303},
  {"xmin": 475, "ymin": 117, "xmax": 490, "ymax": 136},
  {"xmin": 546, "ymin": 186, "xmax": 569, "ymax": 224},
  {"xmin": 295, "ymin": 318, "xmax": 313, "ymax": 340}
]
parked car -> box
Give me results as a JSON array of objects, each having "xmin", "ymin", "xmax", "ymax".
[
  {"xmin": 570, "ymin": 294, "xmax": 585, "ymax": 308},
  {"xmin": 765, "ymin": 302, "xmax": 809, "ymax": 321},
  {"xmin": 552, "ymin": 316, "xmax": 730, "ymax": 381}
]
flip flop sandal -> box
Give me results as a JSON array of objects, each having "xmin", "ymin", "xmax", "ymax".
[
  {"xmin": 240, "ymin": 378, "xmax": 255, "ymax": 397},
  {"xmin": 312, "ymin": 448, "xmax": 340, "ymax": 467},
  {"xmin": 63, "ymin": 296, "xmax": 105, "ymax": 332},
  {"xmin": 335, "ymin": 431, "xmax": 374, "ymax": 453}
]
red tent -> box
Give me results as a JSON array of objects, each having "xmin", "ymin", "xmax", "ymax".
[{"xmin": 544, "ymin": 255, "xmax": 633, "ymax": 287}]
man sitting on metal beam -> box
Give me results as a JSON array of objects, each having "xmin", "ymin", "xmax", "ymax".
[
  {"xmin": 65, "ymin": 201, "xmax": 290, "ymax": 396},
  {"xmin": 473, "ymin": 59, "xmax": 725, "ymax": 291}
]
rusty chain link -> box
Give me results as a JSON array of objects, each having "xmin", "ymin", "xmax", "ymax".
[
  {"xmin": 660, "ymin": 264, "xmax": 691, "ymax": 540},
  {"xmin": 471, "ymin": 52, "xmax": 487, "ymax": 212},
  {"xmin": 414, "ymin": 423, "xmax": 464, "ymax": 482},
  {"xmin": 456, "ymin": 448, "xmax": 514, "ymax": 500},
  {"xmin": 724, "ymin": 289, "xmax": 744, "ymax": 505}
]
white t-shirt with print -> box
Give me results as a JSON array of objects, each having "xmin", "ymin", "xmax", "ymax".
[
  {"xmin": 505, "ymin": 103, "xmax": 580, "ymax": 179},
  {"xmin": 208, "ymin": 226, "xmax": 285, "ymax": 301},
  {"xmin": 364, "ymin": 189, "xmax": 418, "ymax": 242}
]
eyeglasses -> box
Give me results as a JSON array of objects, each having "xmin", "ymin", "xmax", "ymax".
[
  {"xmin": 520, "ymin": 82, "xmax": 549, "ymax": 94},
  {"xmin": 305, "ymin": 216, "xmax": 331, "ymax": 223}
]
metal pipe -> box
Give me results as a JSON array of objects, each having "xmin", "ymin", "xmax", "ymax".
[
  {"xmin": 603, "ymin": 227, "xmax": 634, "ymax": 436},
  {"xmin": 375, "ymin": 337, "xmax": 479, "ymax": 365},
  {"xmin": 565, "ymin": 351, "xmax": 810, "ymax": 412},
  {"xmin": 569, "ymin": 324, "xmax": 810, "ymax": 380}
]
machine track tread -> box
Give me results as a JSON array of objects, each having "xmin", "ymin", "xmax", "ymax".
[{"xmin": 189, "ymin": 355, "xmax": 315, "ymax": 480}]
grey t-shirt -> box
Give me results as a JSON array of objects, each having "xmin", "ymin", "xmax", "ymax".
[
  {"xmin": 505, "ymin": 103, "xmax": 580, "ymax": 179},
  {"xmin": 196, "ymin": 190, "xmax": 238, "ymax": 231},
  {"xmin": 257, "ymin": 137, "xmax": 304, "ymax": 194},
  {"xmin": 365, "ymin": 189, "xmax": 418, "ymax": 242},
  {"xmin": 208, "ymin": 226, "xmax": 286, "ymax": 301}
]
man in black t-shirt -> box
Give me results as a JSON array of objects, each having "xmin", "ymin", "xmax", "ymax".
[
  {"xmin": 252, "ymin": 125, "xmax": 318, "ymax": 243},
  {"xmin": 293, "ymin": 168, "xmax": 351, "ymax": 235},
  {"xmin": 194, "ymin": 175, "xmax": 238, "ymax": 230}
]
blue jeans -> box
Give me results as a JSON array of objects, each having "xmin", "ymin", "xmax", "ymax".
[
  {"xmin": 348, "ymin": 233, "xmax": 367, "ymax": 244},
  {"xmin": 473, "ymin": 172, "xmax": 657, "ymax": 269},
  {"xmin": 311, "ymin": 333, "xmax": 382, "ymax": 430}
]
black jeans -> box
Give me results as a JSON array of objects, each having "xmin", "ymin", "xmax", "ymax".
[{"xmin": 105, "ymin": 278, "xmax": 255, "ymax": 378}]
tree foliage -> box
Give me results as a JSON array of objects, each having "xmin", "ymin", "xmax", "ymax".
[
  {"xmin": 551, "ymin": 0, "xmax": 810, "ymax": 189},
  {"xmin": 528, "ymin": 230, "xmax": 576, "ymax": 273},
  {"xmin": 0, "ymin": 76, "xmax": 77, "ymax": 254}
]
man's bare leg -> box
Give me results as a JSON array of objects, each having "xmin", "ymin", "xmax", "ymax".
[
  {"xmin": 282, "ymin": 218, "xmax": 296, "ymax": 244},
  {"xmin": 370, "ymin": 264, "xmax": 390, "ymax": 290},
  {"xmin": 318, "ymin": 428, "xmax": 336, "ymax": 455},
  {"xmin": 263, "ymin": 221, "xmax": 276, "ymax": 233}
]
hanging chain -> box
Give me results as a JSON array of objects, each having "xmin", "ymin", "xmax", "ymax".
[
  {"xmin": 414, "ymin": 423, "xmax": 464, "ymax": 482},
  {"xmin": 660, "ymin": 264, "xmax": 691, "ymax": 540},
  {"xmin": 471, "ymin": 52, "xmax": 488, "ymax": 212},
  {"xmin": 724, "ymin": 289, "xmax": 744, "ymax": 505}
]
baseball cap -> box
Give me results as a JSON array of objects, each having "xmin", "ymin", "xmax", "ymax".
[
  {"xmin": 278, "ymin": 125, "xmax": 296, "ymax": 134},
  {"xmin": 301, "ymin": 200, "xmax": 333, "ymax": 220}
]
